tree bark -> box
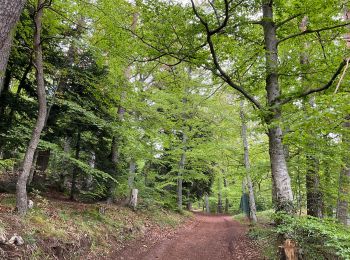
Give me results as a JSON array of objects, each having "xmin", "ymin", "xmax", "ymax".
[
  {"xmin": 0, "ymin": 0, "xmax": 26, "ymax": 95},
  {"xmin": 223, "ymin": 177, "xmax": 229, "ymax": 213},
  {"xmin": 262, "ymin": 1, "xmax": 294, "ymax": 213},
  {"xmin": 240, "ymin": 101, "xmax": 257, "ymax": 223},
  {"xmin": 205, "ymin": 193, "xmax": 210, "ymax": 213},
  {"xmin": 15, "ymin": 0, "xmax": 47, "ymax": 215},
  {"xmin": 128, "ymin": 188, "xmax": 138, "ymax": 210},
  {"xmin": 217, "ymin": 187, "xmax": 223, "ymax": 214},
  {"xmin": 107, "ymin": 136, "xmax": 119, "ymax": 203},
  {"xmin": 84, "ymin": 151, "xmax": 95, "ymax": 190},
  {"xmin": 128, "ymin": 158, "xmax": 136, "ymax": 188}
]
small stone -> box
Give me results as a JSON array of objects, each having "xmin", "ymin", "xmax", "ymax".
[
  {"xmin": 8, "ymin": 234, "xmax": 24, "ymax": 246},
  {"xmin": 28, "ymin": 200, "xmax": 34, "ymax": 209},
  {"xmin": 0, "ymin": 233, "xmax": 6, "ymax": 244}
]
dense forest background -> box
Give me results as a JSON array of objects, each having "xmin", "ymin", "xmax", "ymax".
[{"xmin": 1, "ymin": 0, "xmax": 350, "ymax": 258}]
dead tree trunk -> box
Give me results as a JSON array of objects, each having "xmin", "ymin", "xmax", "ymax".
[
  {"xmin": 0, "ymin": 0, "xmax": 26, "ymax": 95},
  {"xmin": 16, "ymin": 0, "xmax": 47, "ymax": 215},
  {"xmin": 262, "ymin": 1, "xmax": 294, "ymax": 213},
  {"xmin": 240, "ymin": 101, "xmax": 257, "ymax": 223}
]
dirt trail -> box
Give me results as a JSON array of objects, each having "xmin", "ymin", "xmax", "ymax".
[{"xmin": 116, "ymin": 213, "xmax": 262, "ymax": 260}]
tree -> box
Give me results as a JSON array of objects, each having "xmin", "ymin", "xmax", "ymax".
[
  {"xmin": 16, "ymin": 0, "xmax": 47, "ymax": 215},
  {"xmin": 240, "ymin": 101, "xmax": 257, "ymax": 223},
  {"xmin": 133, "ymin": 0, "xmax": 348, "ymax": 213},
  {"xmin": 0, "ymin": 0, "xmax": 26, "ymax": 95}
]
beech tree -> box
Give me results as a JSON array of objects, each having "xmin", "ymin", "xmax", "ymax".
[
  {"xmin": 0, "ymin": 0, "xmax": 26, "ymax": 95},
  {"xmin": 16, "ymin": 0, "xmax": 47, "ymax": 215}
]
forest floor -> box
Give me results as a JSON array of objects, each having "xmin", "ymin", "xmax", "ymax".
[{"xmin": 115, "ymin": 212, "xmax": 263, "ymax": 260}]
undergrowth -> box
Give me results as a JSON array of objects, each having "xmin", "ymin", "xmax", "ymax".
[
  {"xmin": 245, "ymin": 210, "xmax": 350, "ymax": 260},
  {"xmin": 0, "ymin": 193, "xmax": 189, "ymax": 259}
]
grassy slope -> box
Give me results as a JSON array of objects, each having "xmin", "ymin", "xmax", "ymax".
[{"xmin": 0, "ymin": 193, "xmax": 190, "ymax": 259}]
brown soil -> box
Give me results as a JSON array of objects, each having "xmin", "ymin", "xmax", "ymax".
[{"xmin": 115, "ymin": 213, "xmax": 263, "ymax": 260}]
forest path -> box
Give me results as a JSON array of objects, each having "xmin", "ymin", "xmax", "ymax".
[{"xmin": 116, "ymin": 213, "xmax": 262, "ymax": 260}]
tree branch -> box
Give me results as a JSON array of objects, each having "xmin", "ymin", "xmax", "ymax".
[
  {"xmin": 190, "ymin": 0, "xmax": 262, "ymax": 109},
  {"xmin": 278, "ymin": 22, "xmax": 350, "ymax": 45},
  {"xmin": 280, "ymin": 60, "xmax": 346, "ymax": 105},
  {"xmin": 276, "ymin": 13, "xmax": 303, "ymax": 28}
]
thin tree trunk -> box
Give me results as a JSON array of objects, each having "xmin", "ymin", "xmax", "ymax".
[
  {"xmin": 84, "ymin": 151, "xmax": 95, "ymax": 190},
  {"xmin": 262, "ymin": 1, "xmax": 294, "ymax": 213},
  {"xmin": 128, "ymin": 158, "xmax": 136, "ymax": 188},
  {"xmin": 217, "ymin": 185, "xmax": 223, "ymax": 214},
  {"xmin": 107, "ymin": 136, "xmax": 119, "ymax": 203},
  {"xmin": 205, "ymin": 193, "xmax": 210, "ymax": 213},
  {"xmin": 107, "ymin": 12, "xmax": 139, "ymax": 203},
  {"xmin": 240, "ymin": 101, "xmax": 257, "ymax": 223},
  {"xmin": 336, "ymin": 167, "xmax": 350, "ymax": 225},
  {"xmin": 15, "ymin": 0, "xmax": 47, "ymax": 215},
  {"xmin": 224, "ymin": 177, "xmax": 229, "ymax": 213},
  {"xmin": 323, "ymin": 163, "xmax": 333, "ymax": 217},
  {"xmin": 70, "ymin": 130, "xmax": 81, "ymax": 200},
  {"xmin": 0, "ymin": 0, "xmax": 26, "ymax": 95},
  {"xmin": 27, "ymin": 150, "xmax": 38, "ymax": 185}
]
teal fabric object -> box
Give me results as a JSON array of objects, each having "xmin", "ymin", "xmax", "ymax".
[{"xmin": 240, "ymin": 193, "xmax": 250, "ymax": 217}]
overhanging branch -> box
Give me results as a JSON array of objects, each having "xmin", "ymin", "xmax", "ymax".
[
  {"xmin": 190, "ymin": 0, "xmax": 262, "ymax": 110},
  {"xmin": 278, "ymin": 22, "xmax": 350, "ymax": 45},
  {"xmin": 280, "ymin": 60, "xmax": 346, "ymax": 105}
]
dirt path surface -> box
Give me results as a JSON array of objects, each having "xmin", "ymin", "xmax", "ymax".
[{"xmin": 116, "ymin": 213, "xmax": 262, "ymax": 260}]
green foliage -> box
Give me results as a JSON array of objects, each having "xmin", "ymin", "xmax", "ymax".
[{"xmin": 274, "ymin": 213, "xmax": 350, "ymax": 259}]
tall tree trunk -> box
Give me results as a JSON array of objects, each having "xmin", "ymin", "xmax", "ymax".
[
  {"xmin": 107, "ymin": 136, "xmax": 119, "ymax": 203},
  {"xmin": 27, "ymin": 150, "xmax": 38, "ymax": 185},
  {"xmin": 336, "ymin": 167, "xmax": 350, "ymax": 225},
  {"xmin": 217, "ymin": 185, "xmax": 223, "ymax": 214},
  {"xmin": 223, "ymin": 177, "xmax": 229, "ymax": 213},
  {"xmin": 107, "ymin": 12, "xmax": 139, "ymax": 203},
  {"xmin": 0, "ymin": 0, "xmax": 26, "ymax": 95},
  {"xmin": 205, "ymin": 193, "xmax": 210, "ymax": 213},
  {"xmin": 337, "ymin": 118, "xmax": 350, "ymax": 225},
  {"xmin": 128, "ymin": 158, "xmax": 136, "ymax": 188},
  {"xmin": 306, "ymin": 155, "xmax": 322, "ymax": 217},
  {"xmin": 240, "ymin": 101, "xmax": 257, "ymax": 223},
  {"xmin": 15, "ymin": 0, "xmax": 47, "ymax": 215},
  {"xmin": 262, "ymin": 1, "xmax": 294, "ymax": 213},
  {"xmin": 84, "ymin": 151, "xmax": 95, "ymax": 190},
  {"xmin": 70, "ymin": 130, "xmax": 81, "ymax": 200},
  {"xmin": 323, "ymin": 163, "xmax": 333, "ymax": 217}
]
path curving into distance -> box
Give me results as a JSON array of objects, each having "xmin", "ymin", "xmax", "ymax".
[{"xmin": 116, "ymin": 213, "xmax": 263, "ymax": 260}]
